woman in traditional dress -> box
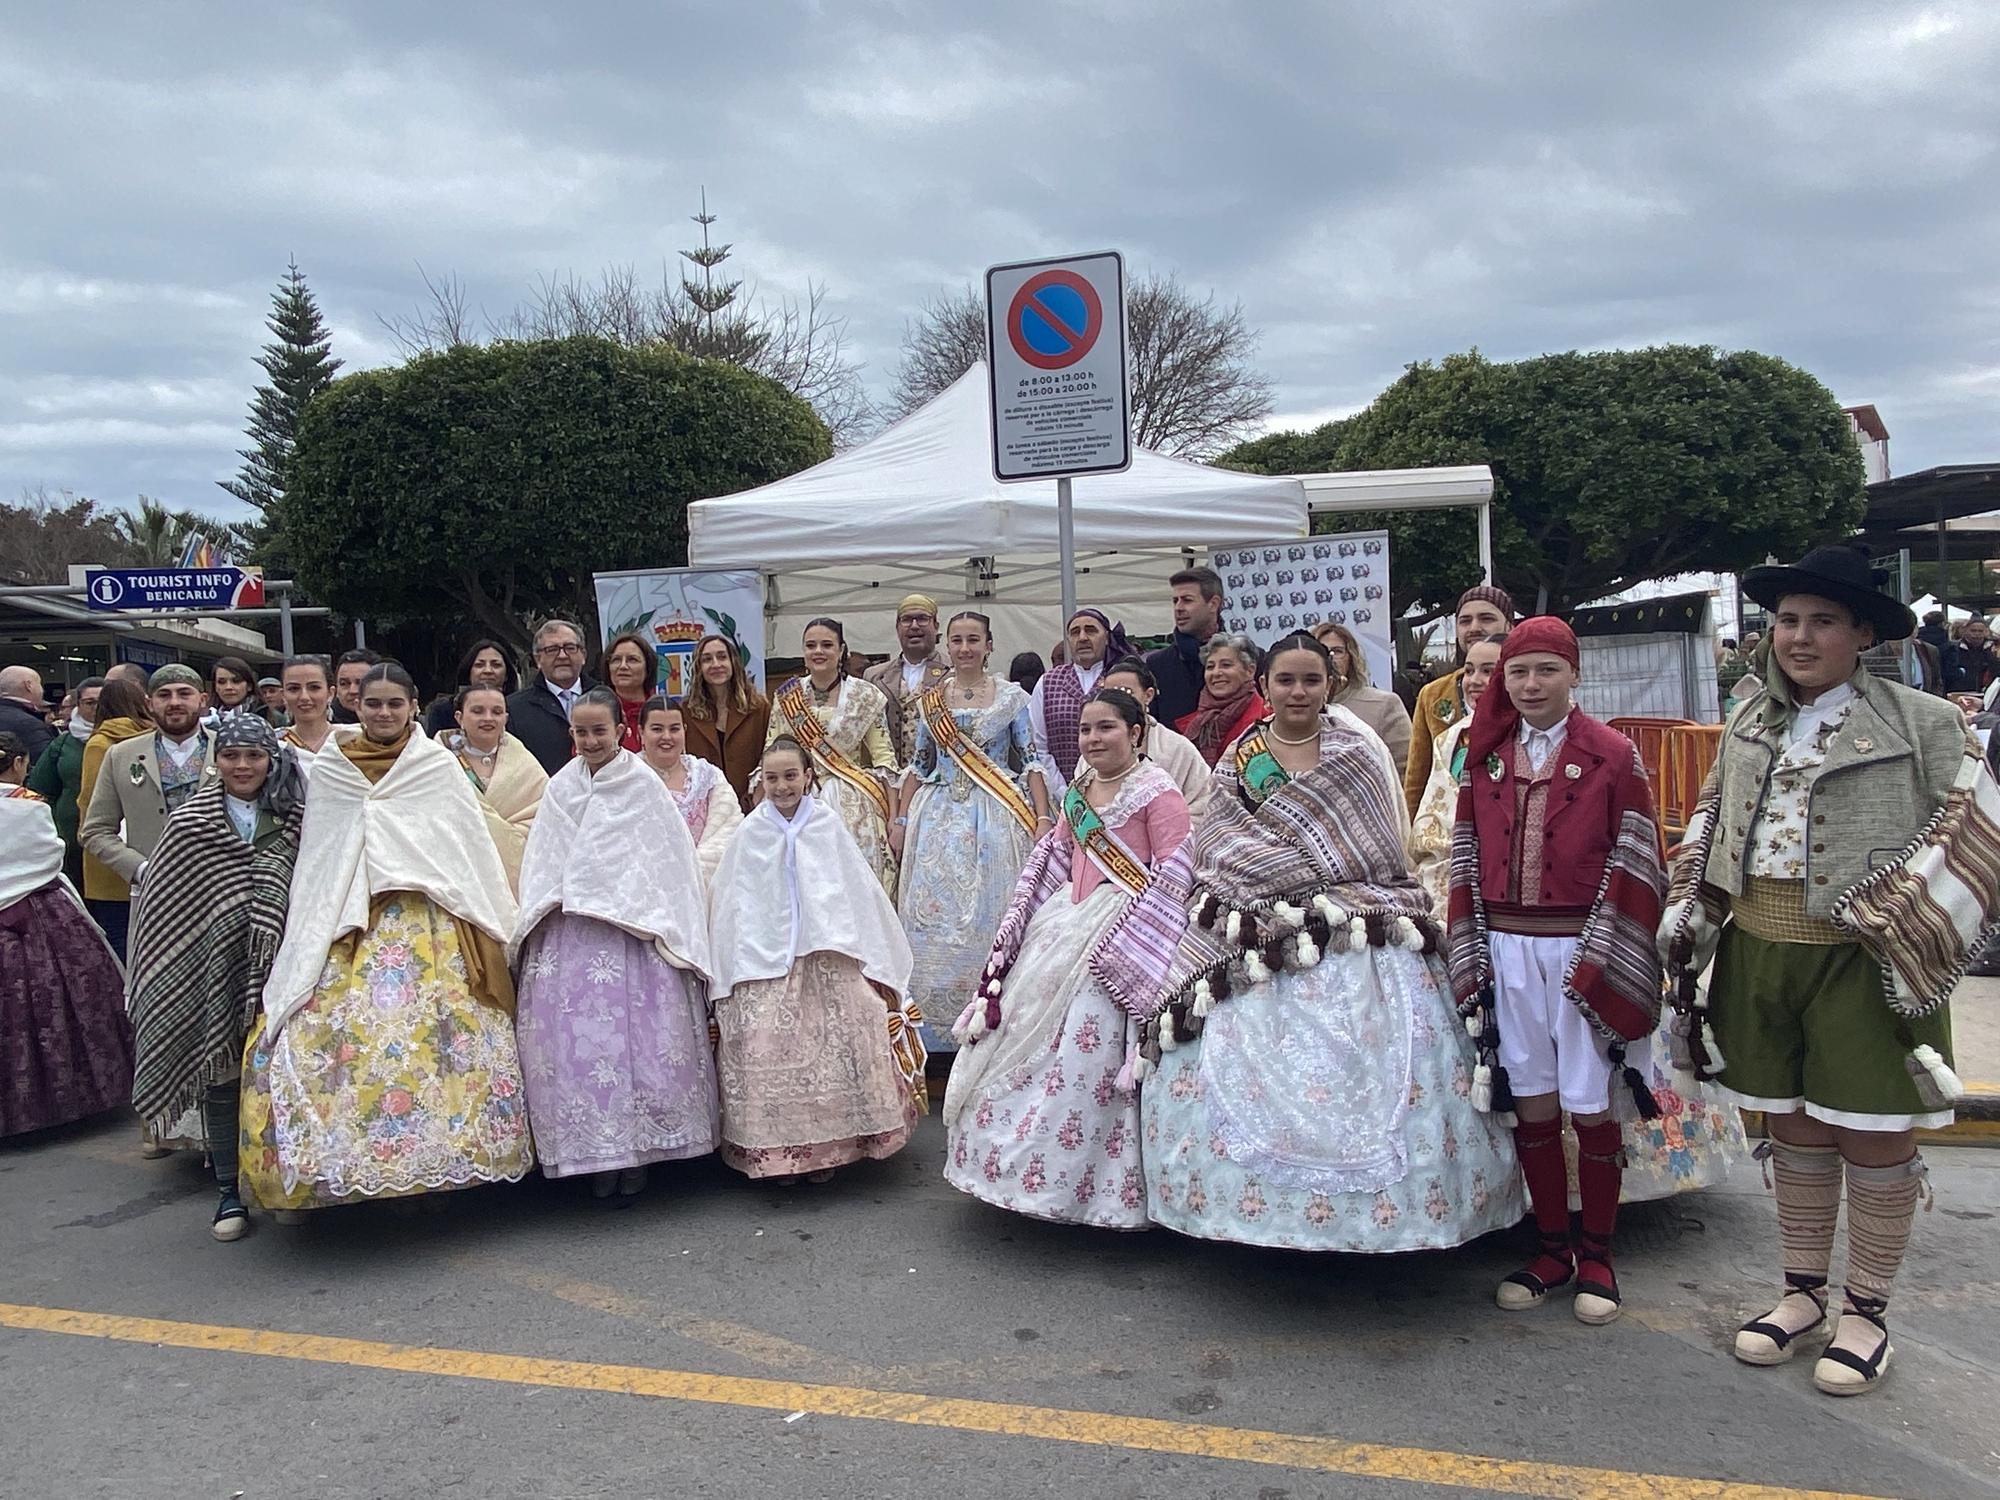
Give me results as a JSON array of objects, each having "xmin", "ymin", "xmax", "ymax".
[
  {"xmin": 1141, "ymin": 632, "xmax": 1525, "ymax": 1252},
  {"xmin": 1409, "ymin": 634, "xmax": 1506, "ymax": 917},
  {"xmin": 278, "ymin": 654, "xmax": 337, "ymax": 772},
  {"xmin": 682, "ymin": 634, "xmax": 771, "ymax": 812},
  {"xmin": 423, "ymin": 639, "xmax": 519, "ymax": 737},
  {"xmin": 709, "ymin": 738, "xmax": 923, "ymax": 1181},
  {"xmin": 602, "ymin": 631, "xmax": 658, "ymax": 753},
  {"xmin": 0, "ymin": 734, "xmax": 133, "ymax": 1139},
  {"xmin": 890, "ymin": 611, "xmax": 1050, "ymax": 1055},
  {"xmin": 944, "ymin": 689, "xmax": 1195, "ymax": 1229},
  {"xmin": 239, "ymin": 661, "xmax": 533, "ymax": 1213},
  {"xmin": 764, "ymin": 617, "xmax": 898, "ymax": 894},
  {"xmin": 512, "ymin": 690, "xmax": 718, "ymax": 1198},
  {"xmin": 1097, "ymin": 659, "xmax": 1212, "ymax": 824},
  {"xmin": 441, "ymin": 683, "xmax": 547, "ymax": 894},
  {"xmin": 126, "ymin": 715, "xmax": 304, "ymax": 1240},
  {"xmin": 639, "ymin": 696, "xmax": 741, "ymax": 887},
  {"xmin": 1177, "ymin": 634, "xmax": 1268, "ymax": 768}
]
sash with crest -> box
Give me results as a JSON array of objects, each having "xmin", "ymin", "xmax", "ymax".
[
  {"xmin": 1230, "ymin": 725, "xmax": 1292, "ymax": 806},
  {"xmin": 776, "ymin": 679, "xmax": 892, "ymax": 823},
  {"xmin": 1061, "ymin": 782, "xmax": 1151, "ymax": 896},
  {"xmin": 920, "ymin": 685, "xmax": 1037, "ymax": 839}
]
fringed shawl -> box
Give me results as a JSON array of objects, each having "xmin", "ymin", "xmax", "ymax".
[
  {"xmin": 1444, "ymin": 730, "xmax": 1666, "ymax": 1044},
  {"xmin": 1149, "ymin": 718, "xmax": 1437, "ymax": 1059},
  {"xmin": 963, "ymin": 763, "xmax": 1192, "ymax": 1034},
  {"xmin": 127, "ymin": 782, "xmax": 303, "ymax": 1131}
]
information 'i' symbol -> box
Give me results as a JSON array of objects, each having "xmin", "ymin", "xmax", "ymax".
[{"xmin": 1006, "ymin": 270, "xmax": 1104, "ymax": 371}]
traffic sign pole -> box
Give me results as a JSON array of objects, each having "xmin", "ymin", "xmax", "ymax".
[{"xmin": 1057, "ymin": 476, "xmax": 1077, "ymax": 626}]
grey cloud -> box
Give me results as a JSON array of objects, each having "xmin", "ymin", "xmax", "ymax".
[{"xmin": 3, "ymin": 1, "xmax": 1995, "ymax": 522}]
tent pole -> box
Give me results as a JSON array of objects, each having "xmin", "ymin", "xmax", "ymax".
[
  {"xmin": 1058, "ymin": 476, "xmax": 1078, "ymax": 623},
  {"xmin": 1477, "ymin": 500, "xmax": 1494, "ymax": 584}
]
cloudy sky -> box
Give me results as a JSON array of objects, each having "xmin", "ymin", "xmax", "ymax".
[{"xmin": 4, "ymin": 2, "xmax": 1996, "ymax": 523}]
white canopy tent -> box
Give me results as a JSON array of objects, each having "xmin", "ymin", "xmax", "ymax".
[{"xmin": 686, "ymin": 365, "xmax": 1496, "ymax": 660}]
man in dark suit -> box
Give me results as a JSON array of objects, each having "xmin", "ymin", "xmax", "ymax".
[
  {"xmin": 506, "ymin": 618, "xmax": 597, "ymax": 774},
  {"xmin": 1142, "ymin": 566, "xmax": 1225, "ymax": 729}
]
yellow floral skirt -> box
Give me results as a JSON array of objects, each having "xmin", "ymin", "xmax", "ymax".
[{"xmin": 240, "ymin": 893, "xmax": 534, "ymax": 1210}]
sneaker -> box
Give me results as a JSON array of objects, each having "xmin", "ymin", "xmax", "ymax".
[
  {"xmin": 1495, "ymin": 1234, "xmax": 1574, "ymax": 1311},
  {"xmin": 211, "ymin": 1186, "xmax": 250, "ymax": 1243}
]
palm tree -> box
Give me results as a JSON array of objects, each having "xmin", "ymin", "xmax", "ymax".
[{"xmin": 114, "ymin": 497, "xmax": 244, "ymax": 565}]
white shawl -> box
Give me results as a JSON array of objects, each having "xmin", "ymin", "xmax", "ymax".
[
  {"xmin": 0, "ymin": 793, "xmax": 65, "ymax": 908},
  {"xmin": 674, "ymin": 755, "xmax": 743, "ymax": 887},
  {"xmin": 511, "ymin": 749, "xmax": 711, "ymax": 977},
  {"xmin": 707, "ymin": 794, "xmax": 912, "ymax": 1001},
  {"xmin": 261, "ymin": 726, "xmax": 518, "ymax": 1035}
]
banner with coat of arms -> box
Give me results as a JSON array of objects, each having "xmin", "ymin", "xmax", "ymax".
[
  {"xmin": 591, "ymin": 567, "xmax": 766, "ymax": 697},
  {"xmin": 1212, "ymin": 532, "xmax": 1394, "ymax": 691}
]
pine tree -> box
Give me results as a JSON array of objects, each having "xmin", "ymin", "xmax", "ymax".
[{"xmin": 220, "ymin": 258, "xmax": 343, "ymax": 511}]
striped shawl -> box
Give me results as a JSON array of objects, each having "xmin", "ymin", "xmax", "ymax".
[
  {"xmin": 1155, "ymin": 718, "xmax": 1437, "ymax": 1052},
  {"xmin": 127, "ymin": 783, "xmax": 302, "ymax": 1130}
]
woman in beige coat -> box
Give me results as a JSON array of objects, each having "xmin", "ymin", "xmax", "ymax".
[{"xmin": 1314, "ymin": 620, "xmax": 1412, "ymax": 777}]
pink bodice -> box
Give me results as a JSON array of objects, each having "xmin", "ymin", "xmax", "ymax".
[{"xmin": 1065, "ymin": 771, "xmax": 1192, "ymax": 902}]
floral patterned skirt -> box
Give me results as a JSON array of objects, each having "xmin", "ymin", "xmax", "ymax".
[
  {"xmin": 239, "ymin": 893, "xmax": 535, "ymax": 1210},
  {"xmin": 515, "ymin": 913, "xmax": 719, "ymax": 1177},
  {"xmin": 714, "ymin": 951, "xmax": 915, "ymax": 1179},
  {"xmin": 942, "ymin": 885, "xmax": 1148, "ymax": 1230},
  {"xmin": 1144, "ymin": 948, "xmax": 1525, "ymax": 1252},
  {"xmin": 0, "ymin": 884, "xmax": 133, "ymax": 1137}
]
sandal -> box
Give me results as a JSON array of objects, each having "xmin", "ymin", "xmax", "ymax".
[
  {"xmin": 1496, "ymin": 1234, "xmax": 1575, "ymax": 1311},
  {"xmin": 210, "ymin": 1184, "xmax": 250, "ymax": 1243},
  {"xmin": 1734, "ymin": 1275, "xmax": 1828, "ymax": 1366},
  {"xmin": 1573, "ymin": 1233, "xmax": 1622, "ymax": 1326},
  {"xmin": 1813, "ymin": 1295, "xmax": 1893, "ymax": 1396}
]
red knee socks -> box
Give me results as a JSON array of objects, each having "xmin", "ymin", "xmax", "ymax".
[
  {"xmin": 1514, "ymin": 1116, "xmax": 1574, "ymax": 1282},
  {"xmin": 1573, "ymin": 1119, "xmax": 1624, "ymax": 1289}
]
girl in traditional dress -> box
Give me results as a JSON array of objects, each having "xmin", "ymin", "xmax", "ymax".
[
  {"xmin": 709, "ymin": 739, "xmax": 923, "ymax": 1181},
  {"xmin": 0, "ymin": 734, "xmax": 133, "ymax": 1139},
  {"xmin": 1139, "ymin": 632, "xmax": 1524, "ymax": 1251},
  {"xmin": 890, "ymin": 611, "xmax": 1050, "ymax": 1054},
  {"xmin": 1409, "ymin": 635, "xmax": 1506, "ymax": 917},
  {"xmin": 1177, "ymin": 634, "xmax": 1269, "ymax": 768},
  {"xmin": 512, "ymin": 690, "xmax": 718, "ymax": 1198},
  {"xmin": 278, "ymin": 654, "xmax": 337, "ymax": 771},
  {"xmin": 639, "ymin": 696, "xmax": 741, "ymax": 887},
  {"xmin": 127, "ymin": 715, "xmax": 304, "ymax": 1240},
  {"xmin": 764, "ymin": 618, "xmax": 898, "ymax": 894},
  {"xmin": 239, "ymin": 662, "xmax": 533, "ymax": 1213},
  {"xmin": 1096, "ymin": 659, "xmax": 1212, "ymax": 823},
  {"xmin": 602, "ymin": 631, "xmax": 659, "ymax": 753},
  {"xmin": 944, "ymin": 689, "xmax": 1194, "ymax": 1229},
  {"xmin": 442, "ymin": 683, "xmax": 548, "ymax": 894}
]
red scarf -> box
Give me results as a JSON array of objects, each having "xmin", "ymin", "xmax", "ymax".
[
  {"xmin": 1179, "ymin": 686, "xmax": 1266, "ymax": 766},
  {"xmin": 616, "ymin": 695, "xmax": 645, "ymax": 754}
]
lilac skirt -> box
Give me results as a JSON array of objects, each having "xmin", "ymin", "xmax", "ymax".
[
  {"xmin": 0, "ymin": 883, "xmax": 134, "ymax": 1136},
  {"xmin": 514, "ymin": 912, "xmax": 719, "ymax": 1177}
]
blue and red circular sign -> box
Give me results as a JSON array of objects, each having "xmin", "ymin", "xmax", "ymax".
[{"xmin": 1006, "ymin": 269, "xmax": 1104, "ymax": 370}]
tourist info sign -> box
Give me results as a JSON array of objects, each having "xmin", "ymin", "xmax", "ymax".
[
  {"xmin": 985, "ymin": 250, "xmax": 1131, "ymax": 482},
  {"xmin": 84, "ymin": 566, "xmax": 265, "ymax": 611}
]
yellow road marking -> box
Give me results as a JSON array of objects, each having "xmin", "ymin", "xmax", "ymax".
[{"xmin": 0, "ymin": 1301, "xmax": 1905, "ymax": 1500}]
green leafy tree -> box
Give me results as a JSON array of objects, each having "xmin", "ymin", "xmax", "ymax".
[
  {"xmin": 1223, "ymin": 346, "xmax": 1868, "ymax": 619},
  {"xmin": 0, "ymin": 487, "xmax": 139, "ymax": 582},
  {"xmin": 221, "ymin": 259, "xmax": 344, "ymax": 512},
  {"xmin": 277, "ymin": 336, "xmax": 830, "ymax": 655},
  {"xmin": 113, "ymin": 497, "xmax": 248, "ymax": 566}
]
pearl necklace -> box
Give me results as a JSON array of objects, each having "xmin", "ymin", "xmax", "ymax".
[
  {"xmin": 1269, "ymin": 722, "xmax": 1322, "ymax": 746},
  {"xmin": 1090, "ymin": 759, "xmax": 1137, "ymax": 785}
]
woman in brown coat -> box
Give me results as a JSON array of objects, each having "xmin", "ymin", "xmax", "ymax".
[{"xmin": 681, "ymin": 635, "xmax": 771, "ymax": 810}]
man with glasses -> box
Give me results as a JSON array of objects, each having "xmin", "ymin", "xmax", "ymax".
[
  {"xmin": 506, "ymin": 618, "xmax": 597, "ymax": 774},
  {"xmin": 862, "ymin": 593, "xmax": 949, "ymax": 765}
]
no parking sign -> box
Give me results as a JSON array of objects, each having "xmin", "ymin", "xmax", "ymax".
[{"xmin": 985, "ymin": 250, "xmax": 1130, "ymax": 482}]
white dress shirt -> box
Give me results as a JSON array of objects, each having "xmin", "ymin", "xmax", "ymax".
[
  {"xmin": 1784, "ymin": 680, "xmax": 1856, "ymax": 750},
  {"xmin": 1517, "ymin": 715, "xmax": 1569, "ymax": 774},
  {"xmin": 224, "ymin": 793, "xmax": 260, "ymax": 843},
  {"xmin": 545, "ymin": 679, "xmax": 579, "ymax": 718}
]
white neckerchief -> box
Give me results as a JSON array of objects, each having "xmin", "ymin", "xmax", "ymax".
[
  {"xmin": 1517, "ymin": 715, "xmax": 1569, "ymax": 773},
  {"xmin": 1786, "ymin": 680, "xmax": 1856, "ymax": 749},
  {"xmin": 224, "ymin": 793, "xmax": 259, "ymax": 843},
  {"xmin": 69, "ymin": 712, "xmax": 94, "ymax": 742},
  {"xmin": 755, "ymin": 792, "xmax": 816, "ymax": 961},
  {"xmin": 157, "ymin": 731, "xmax": 202, "ymax": 769},
  {"xmin": 900, "ymin": 657, "xmax": 931, "ymax": 694}
]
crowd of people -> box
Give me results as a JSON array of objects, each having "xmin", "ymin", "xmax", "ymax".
[{"xmin": 4, "ymin": 544, "xmax": 1997, "ymax": 1403}]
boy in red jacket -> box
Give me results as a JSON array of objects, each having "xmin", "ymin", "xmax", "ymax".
[{"xmin": 1444, "ymin": 616, "xmax": 1667, "ymax": 1324}]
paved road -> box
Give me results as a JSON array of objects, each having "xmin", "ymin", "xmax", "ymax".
[{"xmin": 4, "ymin": 1113, "xmax": 1997, "ymax": 1500}]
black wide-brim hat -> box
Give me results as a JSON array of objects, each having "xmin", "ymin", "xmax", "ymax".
[{"xmin": 1742, "ymin": 543, "xmax": 1916, "ymax": 642}]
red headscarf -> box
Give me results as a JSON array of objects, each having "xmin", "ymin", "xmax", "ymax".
[{"xmin": 1464, "ymin": 615, "xmax": 1579, "ymax": 764}]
